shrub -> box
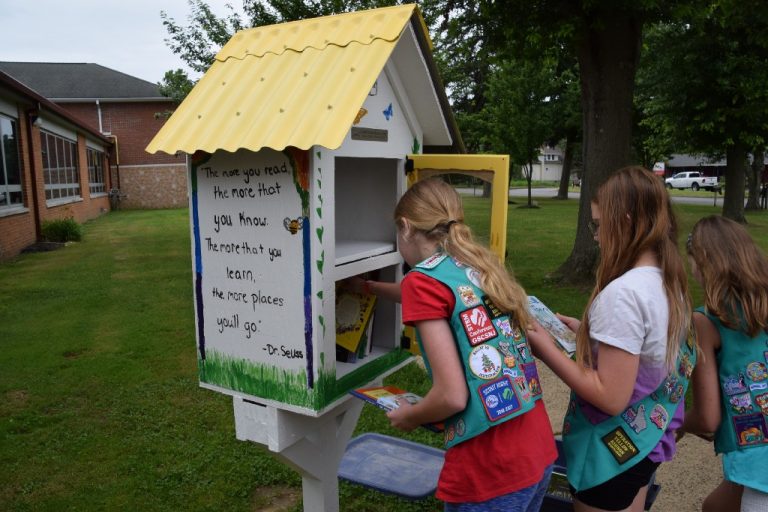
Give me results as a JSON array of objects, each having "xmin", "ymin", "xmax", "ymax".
[{"xmin": 41, "ymin": 217, "xmax": 83, "ymax": 243}]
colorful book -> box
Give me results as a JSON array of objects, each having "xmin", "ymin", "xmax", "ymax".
[
  {"xmin": 527, "ymin": 296, "xmax": 577, "ymax": 357},
  {"xmin": 336, "ymin": 286, "xmax": 377, "ymax": 353},
  {"xmin": 350, "ymin": 385, "xmax": 444, "ymax": 432}
]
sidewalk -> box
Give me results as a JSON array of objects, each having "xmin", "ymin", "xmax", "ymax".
[{"xmin": 538, "ymin": 364, "xmax": 722, "ymax": 511}]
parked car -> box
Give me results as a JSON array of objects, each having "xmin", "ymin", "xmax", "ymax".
[{"xmin": 664, "ymin": 171, "xmax": 719, "ymax": 191}]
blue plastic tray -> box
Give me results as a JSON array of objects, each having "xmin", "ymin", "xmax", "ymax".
[{"xmin": 338, "ymin": 433, "xmax": 445, "ymax": 500}]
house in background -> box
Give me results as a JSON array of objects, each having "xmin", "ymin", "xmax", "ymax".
[
  {"xmin": 0, "ymin": 71, "xmax": 113, "ymax": 261},
  {"xmin": 527, "ymin": 144, "xmax": 564, "ymax": 181},
  {"xmin": 0, "ymin": 62, "xmax": 186, "ymax": 209}
]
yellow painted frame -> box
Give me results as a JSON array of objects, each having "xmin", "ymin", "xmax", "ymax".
[
  {"xmin": 404, "ymin": 154, "xmax": 510, "ymax": 354},
  {"xmin": 407, "ymin": 154, "xmax": 510, "ymax": 260}
]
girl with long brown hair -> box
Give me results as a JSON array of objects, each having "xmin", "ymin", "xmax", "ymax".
[
  {"xmin": 683, "ymin": 215, "xmax": 768, "ymax": 512},
  {"xmin": 527, "ymin": 166, "xmax": 693, "ymax": 512}
]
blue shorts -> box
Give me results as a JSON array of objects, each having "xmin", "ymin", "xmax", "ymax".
[{"xmin": 444, "ymin": 464, "xmax": 554, "ymax": 512}]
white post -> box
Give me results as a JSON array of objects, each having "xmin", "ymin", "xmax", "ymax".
[{"xmin": 233, "ymin": 396, "xmax": 364, "ymax": 512}]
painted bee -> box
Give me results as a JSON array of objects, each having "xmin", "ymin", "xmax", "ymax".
[{"xmin": 283, "ymin": 217, "xmax": 304, "ymax": 235}]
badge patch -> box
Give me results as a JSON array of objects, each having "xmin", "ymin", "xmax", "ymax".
[
  {"xmin": 663, "ymin": 375, "xmax": 678, "ymax": 396},
  {"xmin": 457, "ymin": 285, "xmax": 481, "ymax": 307},
  {"xmin": 733, "ymin": 413, "xmax": 768, "ymax": 446},
  {"xmin": 622, "ymin": 404, "xmax": 648, "ymax": 434},
  {"xmin": 730, "ymin": 393, "xmax": 755, "ymax": 415},
  {"xmin": 478, "ymin": 376, "xmax": 521, "ymax": 421},
  {"xmin": 456, "ymin": 419, "xmax": 466, "ymax": 437},
  {"xmin": 444, "ymin": 424, "xmax": 456, "ymax": 443},
  {"xmin": 482, "ymin": 295, "xmax": 504, "ymax": 319},
  {"xmin": 602, "ymin": 427, "xmax": 640, "ymax": 464},
  {"xmin": 515, "ymin": 376, "xmax": 531, "ymax": 402},
  {"xmin": 417, "ymin": 252, "xmax": 446, "ymax": 269},
  {"xmin": 670, "ymin": 384, "xmax": 684, "ymax": 404},
  {"xmin": 513, "ymin": 327, "xmax": 524, "ymax": 342},
  {"xmin": 650, "ymin": 404, "xmax": 669, "ymax": 430},
  {"xmin": 468, "ymin": 344, "xmax": 502, "ymax": 380},
  {"xmin": 502, "ymin": 367, "xmax": 519, "ymax": 378},
  {"xmin": 495, "ymin": 318, "xmax": 514, "ymax": 338},
  {"xmin": 752, "ymin": 382, "xmax": 768, "ymax": 392},
  {"xmin": 522, "ymin": 362, "xmax": 542, "ymax": 396},
  {"xmin": 460, "ymin": 306, "xmax": 498, "ymax": 346},
  {"xmin": 724, "ymin": 373, "xmax": 748, "ymax": 395},
  {"xmin": 678, "ymin": 352, "xmax": 694, "ymax": 379},
  {"xmin": 498, "ymin": 340, "xmax": 517, "ymax": 368},
  {"xmin": 755, "ymin": 393, "xmax": 768, "ymax": 415},
  {"xmin": 465, "ymin": 268, "xmax": 482, "ymax": 288},
  {"xmin": 516, "ymin": 342, "xmax": 530, "ymax": 361},
  {"xmin": 747, "ymin": 362, "xmax": 768, "ymax": 382}
]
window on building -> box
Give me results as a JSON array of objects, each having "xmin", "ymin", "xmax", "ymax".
[
  {"xmin": 87, "ymin": 148, "xmax": 106, "ymax": 195},
  {"xmin": 41, "ymin": 130, "xmax": 80, "ymax": 201},
  {"xmin": 0, "ymin": 114, "xmax": 23, "ymax": 210}
]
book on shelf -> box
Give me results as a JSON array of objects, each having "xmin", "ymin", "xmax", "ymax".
[
  {"xmin": 527, "ymin": 296, "xmax": 577, "ymax": 358},
  {"xmin": 335, "ymin": 284, "xmax": 377, "ymax": 361},
  {"xmin": 350, "ymin": 385, "xmax": 444, "ymax": 433}
]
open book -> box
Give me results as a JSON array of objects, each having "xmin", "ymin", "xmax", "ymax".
[
  {"xmin": 528, "ymin": 296, "xmax": 577, "ymax": 357},
  {"xmin": 350, "ymin": 385, "xmax": 443, "ymax": 432}
]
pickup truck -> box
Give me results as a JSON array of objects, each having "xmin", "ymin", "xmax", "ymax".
[{"xmin": 664, "ymin": 171, "xmax": 719, "ymax": 191}]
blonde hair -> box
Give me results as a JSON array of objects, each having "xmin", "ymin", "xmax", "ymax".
[
  {"xmin": 577, "ymin": 166, "xmax": 691, "ymax": 369},
  {"xmin": 394, "ymin": 178, "xmax": 530, "ymax": 327},
  {"xmin": 688, "ymin": 215, "xmax": 768, "ymax": 336}
]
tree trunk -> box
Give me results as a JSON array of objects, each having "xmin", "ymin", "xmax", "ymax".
[
  {"xmin": 526, "ymin": 160, "xmax": 534, "ymax": 207},
  {"xmin": 555, "ymin": 13, "xmax": 642, "ymax": 284},
  {"xmin": 723, "ymin": 143, "xmax": 747, "ymax": 223},
  {"xmin": 746, "ymin": 146, "xmax": 764, "ymax": 211},
  {"xmin": 555, "ymin": 138, "xmax": 574, "ymax": 200}
]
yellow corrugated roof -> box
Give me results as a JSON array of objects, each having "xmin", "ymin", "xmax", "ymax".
[{"xmin": 147, "ymin": 4, "xmax": 418, "ymax": 155}]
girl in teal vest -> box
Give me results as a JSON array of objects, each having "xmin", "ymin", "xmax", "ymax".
[
  {"xmin": 386, "ymin": 178, "xmax": 557, "ymax": 511},
  {"xmin": 683, "ymin": 215, "xmax": 768, "ymax": 512},
  {"xmin": 527, "ymin": 166, "xmax": 692, "ymax": 511}
]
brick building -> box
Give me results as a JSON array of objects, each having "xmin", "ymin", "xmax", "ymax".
[
  {"xmin": 0, "ymin": 62, "xmax": 187, "ymax": 209},
  {"xmin": 0, "ymin": 71, "xmax": 114, "ymax": 261}
]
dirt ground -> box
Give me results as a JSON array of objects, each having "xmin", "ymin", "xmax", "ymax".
[{"xmin": 538, "ymin": 364, "xmax": 722, "ymax": 511}]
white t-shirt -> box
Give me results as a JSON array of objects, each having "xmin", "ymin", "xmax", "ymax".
[{"xmin": 589, "ymin": 266, "xmax": 669, "ymax": 366}]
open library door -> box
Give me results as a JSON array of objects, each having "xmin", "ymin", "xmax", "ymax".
[{"xmin": 403, "ymin": 154, "xmax": 510, "ymax": 354}]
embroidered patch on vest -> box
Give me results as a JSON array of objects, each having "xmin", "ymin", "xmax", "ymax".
[
  {"xmin": 602, "ymin": 427, "xmax": 640, "ymax": 464},
  {"xmin": 678, "ymin": 352, "xmax": 694, "ymax": 379},
  {"xmin": 649, "ymin": 404, "xmax": 669, "ymax": 430},
  {"xmin": 457, "ymin": 285, "xmax": 481, "ymax": 307},
  {"xmin": 460, "ymin": 306, "xmax": 498, "ymax": 346},
  {"xmin": 670, "ymin": 384, "xmax": 684, "ymax": 404},
  {"xmin": 498, "ymin": 340, "xmax": 517, "ymax": 368},
  {"xmin": 495, "ymin": 318, "xmax": 514, "ymax": 338},
  {"xmin": 724, "ymin": 373, "xmax": 749, "ymax": 395},
  {"xmin": 465, "ymin": 267, "xmax": 482, "ymax": 288},
  {"xmin": 729, "ymin": 393, "xmax": 755, "ymax": 415},
  {"xmin": 469, "ymin": 344, "xmax": 502, "ymax": 380},
  {"xmin": 514, "ymin": 376, "xmax": 531, "ymax": 402},
  {"xmin": 733, "ymin": 413, "xmax": 768, "ymax": 446},
  {"xmin": 755, "ymin": 393, "xmax": 768, "ymax": 415},
  {"xmin": 482, "ymin": 295, "xmax": 504, "ymax": 319},
  {"xmin": 417, "ymin": 252, "xmax": 447, "ymax": 269},
  {"xmin": 521, "ymin": 362, "xmax": 542, "ymax": 396},
  {"xmin": 747, "ymin": 362, "xmax": 768, "ymax": 382},
  {"xmin": 478, "ymin": 376, "xmax": 521, "ymax": 421},
  {"xmin": 621, "ymin": 404, "xmax": 648, "ymax": 434}
]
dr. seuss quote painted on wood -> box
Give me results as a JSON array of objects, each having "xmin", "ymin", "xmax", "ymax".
[{"xmin": 189, "ymin": 148, "xmax": 327, "ymax": 410}]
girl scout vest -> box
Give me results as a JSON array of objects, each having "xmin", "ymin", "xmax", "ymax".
[
  {"xmin": 562, "ymin": 329, "xmax": 697, "ymax": 492},
  {"xmin": 698, "ymin": 307, "xmax": 768, "ymax": 454},
  {"xmin": 410, "ymin": 253, "xmax": 542, "ymax": 449}
]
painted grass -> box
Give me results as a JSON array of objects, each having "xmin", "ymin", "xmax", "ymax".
[{"xmin": 3, "ymin": 200, "xmax": 768, "ymax": 511}]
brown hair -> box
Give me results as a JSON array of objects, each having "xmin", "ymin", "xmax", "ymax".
[
  {"xmin": 394, "ymin": 177, "xmax": 530, "ymax": 327},
  {"xmin": 688, "ymin": 215, "xmax": 768, "ymax": 336},
  {"xmin": 577, "ymin": 166, "xmax": 691, "ymax": 369}
]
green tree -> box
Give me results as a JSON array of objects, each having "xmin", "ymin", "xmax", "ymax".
[{"xmin": 637, "ymin": 2, "xmax": 768, "ymax": 223}]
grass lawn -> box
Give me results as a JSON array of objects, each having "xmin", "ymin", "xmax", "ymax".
[{"xmin": 2, "ymin": 199, "xmax": 768, "ymax": 511}]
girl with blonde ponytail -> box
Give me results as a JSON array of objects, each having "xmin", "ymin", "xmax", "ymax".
[
  {"xmin": 527, "ymin": 166, "xmax": 693, "ymax": 512},
  {"xmin": 386, "ymin": 177, "xmax": 557, "ymax": 511}
]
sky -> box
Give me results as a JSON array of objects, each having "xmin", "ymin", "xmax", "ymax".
[{"xmin": 0, "ymin": 0, "xmax": 244, "ymax": 84}]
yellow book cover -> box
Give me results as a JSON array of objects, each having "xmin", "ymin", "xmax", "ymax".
[{"xmin": 335, "ymin": 287, "xmax": 377, "ymax": 353}]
